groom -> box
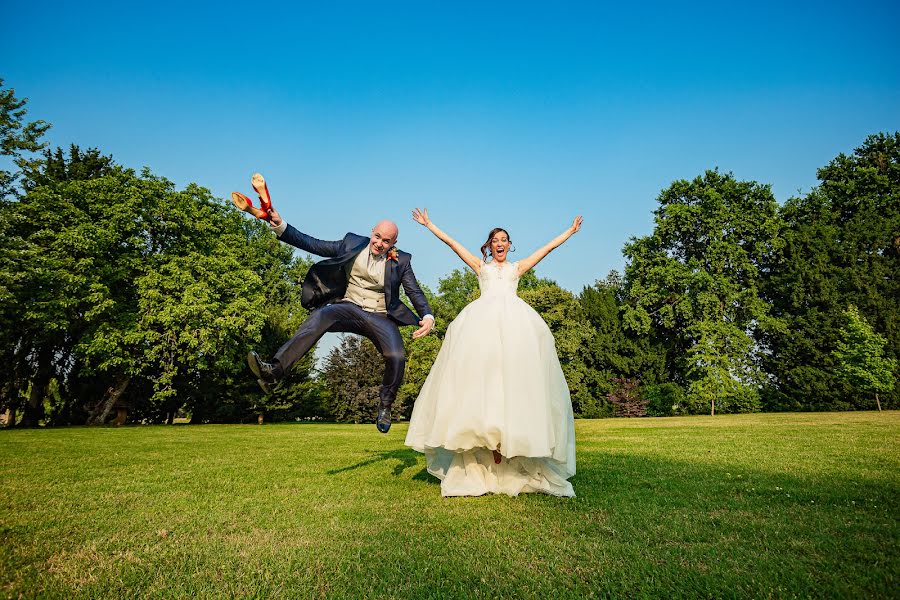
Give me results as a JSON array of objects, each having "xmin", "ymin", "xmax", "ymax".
[{"xmin": 247, "ymin": 207, "xmax": 435, "ymax": 433}]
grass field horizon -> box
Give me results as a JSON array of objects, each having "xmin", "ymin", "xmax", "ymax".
[{"xmin": 2, "ymin": 412, "xmax": 897, "ymax": 598}]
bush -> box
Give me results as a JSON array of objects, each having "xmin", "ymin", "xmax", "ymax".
[{"xmin": 642, "ymin": 383, "xmax": 685, "ymax": 417}]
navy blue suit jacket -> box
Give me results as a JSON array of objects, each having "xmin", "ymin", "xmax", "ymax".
[{"xmin": 279, "ymin": 224, "xmax": 432, "ymax": 327}]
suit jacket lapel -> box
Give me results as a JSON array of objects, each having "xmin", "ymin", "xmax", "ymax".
[
  {"xmin": 349, "ymin": 240, "xmax": 368, "ymax": 259},
  {"xmin": 340, "ymin": 240, "xmax": 368, "ymax": 274}
]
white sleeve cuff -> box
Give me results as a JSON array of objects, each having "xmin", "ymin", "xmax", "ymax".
[
  {"xmin": 423, "ymin": 314, "xmax": 435, "ymax": 324},
  {"xmin": 271, "ymin": 220, "xmax": 288, "ymax": 237}
]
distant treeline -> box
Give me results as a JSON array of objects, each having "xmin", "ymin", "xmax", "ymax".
[{"xmin": 1, "ymin": 81, "xmax": 897, "ymax": 425}]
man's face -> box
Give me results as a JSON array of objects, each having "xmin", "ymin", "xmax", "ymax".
[{"xmin": 370, "ymin": 222, "xmax": 398, "ymax": 256}]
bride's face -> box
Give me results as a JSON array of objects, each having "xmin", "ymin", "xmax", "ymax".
[{"xmin": 491, "ymin": 232, "xmax": 511, "ymax": 262}]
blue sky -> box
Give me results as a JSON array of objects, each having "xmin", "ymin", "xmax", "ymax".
[{"xmin": 4, "ymin": 0, "xmax": 899, "ymax": 298}]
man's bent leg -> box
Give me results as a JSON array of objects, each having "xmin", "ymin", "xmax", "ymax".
[{"xmin": 273, "ymin": 304, "xmax": 363, "ymax": 374}]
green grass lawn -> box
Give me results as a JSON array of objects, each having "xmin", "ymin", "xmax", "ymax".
[{"xmin": 1, "ymin": 412, "xmax": 897, "ymax": 599}]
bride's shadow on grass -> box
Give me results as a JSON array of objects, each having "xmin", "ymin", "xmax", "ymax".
[{"xmin": 327, "ymin": 448, "xmax": 436, "ymax": 483}]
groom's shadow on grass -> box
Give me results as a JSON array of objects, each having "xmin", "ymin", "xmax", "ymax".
[{"xmin": 327, "ymin": 448, "xmax": 436, "ymax": 484}]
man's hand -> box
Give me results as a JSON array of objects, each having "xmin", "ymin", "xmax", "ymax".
[
  {"xmin": 268, "ymin": 207, "xmax": 283, "ymax": 227},
  {"xmin": 412, "ymin": 316, "xmax": 435, "ymax": 339}
]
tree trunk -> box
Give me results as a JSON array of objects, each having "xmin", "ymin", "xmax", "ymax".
[
  {"xmin": 875, "ymin": 393, "xmax": 882, "ymax": 412},
  {"xmin": 20, "ymin": 345, "xmax": 55, "ymax": 427},
  {"xmin": 87, "ymin": 376, "xmax": 131, "ymax": 425},
  {"xmin": 20, "ymin": 371, "xmax": 51, "ymax": 427},
  {"xmin": 189, "ymin": 399, "xmax": 209, "ymax": 425},
  {"xmin": 3, "ymin": 400, "xmax": 19, "ymax": 428},
  {"xmin": 711, "ymin": 397, "xmax": 715, "ymax": 416},
  {"xmin": 4, "ymin": 348, "xmax": 29, "ymax": 427},
  {"xmin": 2, "ymin": 381, "xmax": 19, "ymax": 427}
]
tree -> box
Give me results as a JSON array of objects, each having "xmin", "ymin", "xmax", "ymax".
[
  {"xmin": 833, "ymin": 305, "xmax": 897, "ymax": 411},
  {"xmin": 320, "ymin": 335, "xmax": 386, "ymax": 423},
  {"xmin": 21, "ymin": 144, "xmax": 114, "ymax": 191},
  {"xmin": 0, "ymin": 80, "xmax": 51, "ymax": 424},
  {"xmin": 577, "ymin": 273, "xmax": 669, "ymax": 417},
  {"xmin": 0, "ymin": 146, "xmax": 114, "ymax": 426},
  {"xmin": 622, "ymin": 170, "xmax": 781, "ymax": 415},
  {"xmin": 0, "ymin": 158, "xmax": 300, "ymax": 426},
  {"xmin": 0, "ymin": 78, "xmax": 51, "ymax": 201},
  {"xmin": 759, "ymin": 133, "xmax": 900, "ymax": 411}
]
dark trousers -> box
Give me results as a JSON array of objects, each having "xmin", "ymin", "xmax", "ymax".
[{"xmin": 273, "ymin": 302, "xmax": 406, "ymax": 408}]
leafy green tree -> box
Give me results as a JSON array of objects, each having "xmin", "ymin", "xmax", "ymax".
[
  {"xmin": 833, "ymin": 305, "xmax": 897, "ymax": 411},
  {"xmin": 622, "ymin": 170, "xmax": 781, "ymax": 415},
  {"xmin": 129, "ymin": 247, "xmax": 266, "ymax": 417},
  {"xmin": 1, "ymin": 157, "xmax": 300, "ymax": 425},
  {"xmin": 642, "ymin": 382, "xmax": 686, "ymax": 417},
  {"xmin": 577, "ymin": 272, "xmax": 669, "ymax": 417},
  {"xmin": 320, "ymin": 335, "xmax": 385, "ymax": 423},
  {"xmin": 0, "ymin": 80, "xmax": 51, "ymax": 423},
  {"xmin": 21, "ymin": 145, "xmax": 114, "ymax": 191},
  {"xmin": 0, "ymin": 78, "xmax": 50, "ymax": 201},
  {"xmin": 759, "ymin": 133, "xmax": 900, "ymax": 410},
  {"xmin": 0, "ymin": 147, "xmax": 115, "ymax": 425},
  {"xmin": 60, "ymin": 174, "xmax": 270, "ymax": 424}
]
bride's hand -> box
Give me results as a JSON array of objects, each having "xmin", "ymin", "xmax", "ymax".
[
  {"xmin": 569, "ymin": 215, "xmax": 583, "ymax": 234},
  {"xmin": 412, "ymin": 207, "xmax": 431, "ymax": 227}
]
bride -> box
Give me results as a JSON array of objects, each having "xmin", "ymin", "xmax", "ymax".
[{"xmin": 405, "ymin": 209, "xmax": 582, "ymax": 497}]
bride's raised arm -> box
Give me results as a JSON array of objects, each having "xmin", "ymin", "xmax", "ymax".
[
  {"xmin": 412, "ymin": 208, "xmax": 482, "ymax": 274},
  {"xmin": 516, "ymin": 216, "xmax": 583, "ymax": 277}
]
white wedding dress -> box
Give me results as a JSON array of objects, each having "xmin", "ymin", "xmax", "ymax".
[{"xmin": 405, "ymin": 260, "xmax": 576, "ymax": 497}]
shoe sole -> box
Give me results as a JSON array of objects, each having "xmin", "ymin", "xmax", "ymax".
[
  {"xmin": 231, "ymin": 192, "xmax": 268, "ymax": 220},
  {"xmin": 247, "ymin": 352, "xmax": 263, "ymax": 379},
  {"xmin": 251, "ymin": 173, "xmax": 271, "ymax": 211}
]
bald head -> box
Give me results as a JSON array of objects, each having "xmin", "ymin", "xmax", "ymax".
[
  {"xmin": 369, "ymin": 220, "xmax": 399, "ymax": 256},
  {"xmin": 374, "ymin": 220, "xmax": 399, "ymax": 240}
]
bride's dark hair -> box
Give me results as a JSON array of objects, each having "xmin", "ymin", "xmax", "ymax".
[{"xmin": 480, "ymin": 227, "xmax": 512, "ymax": 262}]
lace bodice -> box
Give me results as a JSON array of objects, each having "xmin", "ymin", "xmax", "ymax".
[{"xmin": 478, "ymin": 261, "xmax": 520, "ymax": 295}]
